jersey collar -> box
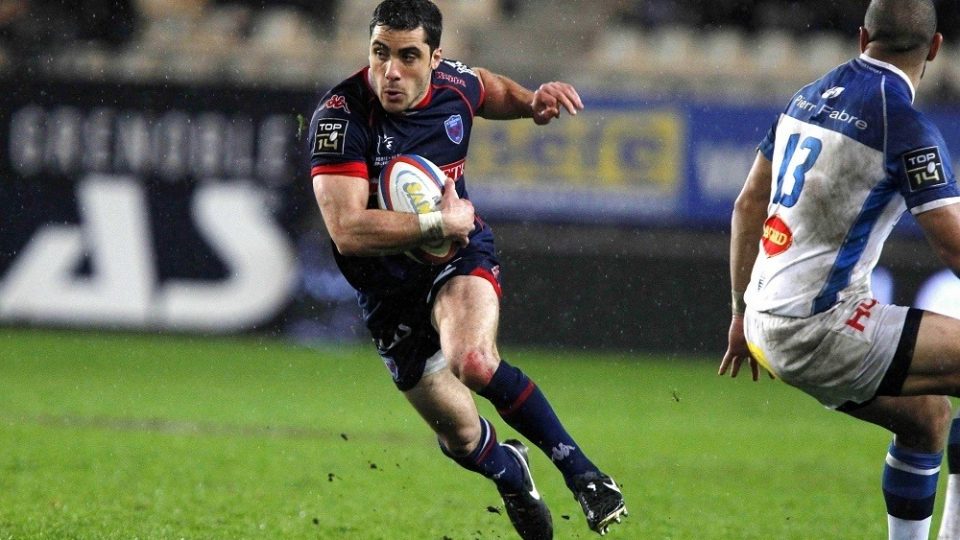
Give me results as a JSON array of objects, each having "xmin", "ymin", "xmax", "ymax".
[{"xmin": 858, "ymin": 53, "xmax": 916, "ymax": 103}]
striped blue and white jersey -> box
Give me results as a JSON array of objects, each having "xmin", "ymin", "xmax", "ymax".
[{"xmin": 746, "ymin": 54, "xmax": 960, "ymax": 317}]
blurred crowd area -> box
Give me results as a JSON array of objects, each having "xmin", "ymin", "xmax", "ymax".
[{"xmin": 1, "ymin": 0, "xmax": 959, "ymax": 104}]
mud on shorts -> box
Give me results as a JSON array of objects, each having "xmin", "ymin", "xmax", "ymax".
[
  {"xmin": 744, "ymin": 297, "xmax": 922, "ymax": 410},
  {"xmin": 361, "ymin": 246, "xmax": 502, "ymax": 392}
]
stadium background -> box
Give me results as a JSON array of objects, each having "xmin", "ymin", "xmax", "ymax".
[
  {"xmin": 3, "ymin": 0, "xmax": 960, "ymax": 353},
  {"xmin": 4, "ymin": 2, "xmax": 960, "ymax": 539}
]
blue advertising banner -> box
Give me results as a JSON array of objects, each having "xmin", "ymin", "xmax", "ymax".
[{"xmin": 467, "ymin": 96, "xmax": 960, "ymax": 229}]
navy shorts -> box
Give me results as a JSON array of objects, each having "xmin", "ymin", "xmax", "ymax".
[{"xmin": 360, "ymin": 228, "xmax": 502, "ymax": 391}]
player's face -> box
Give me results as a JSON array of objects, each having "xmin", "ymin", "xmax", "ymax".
[{"xmin": 368, "ymin": 25, "xmax": 441, "ymax": 113}]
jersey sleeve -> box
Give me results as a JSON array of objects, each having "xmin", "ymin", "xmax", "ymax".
[
  {"xmin": 436, "ymin": 59, "xmax": 485, "ymax": 115},
  {"xmin": 757, "ymin": 114, "xmax": 780, "ymax": 161},
  {"xmin": 886, "ymin": 107, "xmax": 960, "ymax": 215},
  {"xmin": 308, "ymin": 89, "xmax": 370, "ymax": 179}
]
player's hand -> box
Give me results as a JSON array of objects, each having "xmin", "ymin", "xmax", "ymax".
[
  {"xmin": 531, "ymin": 81, "xmax": 583, "ymax": 125},
  {"xmin": 439, "ymin": 177, "xmax": 473, "ymax": 247},
  {"xmin": 718, "ymin": 314, "xmax": 772, "ymax": 382}
]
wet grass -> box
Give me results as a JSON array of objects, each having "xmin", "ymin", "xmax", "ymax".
[{"xmin": 0, "ymin": 328, "xmax": 941, "ymax": 539}]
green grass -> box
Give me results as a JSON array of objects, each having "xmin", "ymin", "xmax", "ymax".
[{"xmin": 0, "ymin": 328, "xmax": 943, "ymax": 539}]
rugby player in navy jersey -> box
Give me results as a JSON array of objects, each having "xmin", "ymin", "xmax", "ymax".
[
  {"xmin": 307, "ymin": 1, "xmax": 625, "ymax": 538},
  {"xmin": 720, "ymin": 1, "xmax": 960, "ymax": 538}
]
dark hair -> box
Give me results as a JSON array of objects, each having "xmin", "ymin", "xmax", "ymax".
[
  {"xmin": 369, "ymin": 0, "xmax": 443, "ymax": 52},
  {"xmin": 864, "ymin": 0, "xmax": 937, "ymax": 54}
]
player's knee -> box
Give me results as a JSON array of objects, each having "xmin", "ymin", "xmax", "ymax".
[
  {"xmin": 438, "ymin": 422, "xmax": 481, "ymax": 456},
  {"xmin": 897, "ymin": 396, "xmax": 952, "ymax": 450},
  {"xmin": 925, "ymin": 396, "xmax": 954, "ymax": 442},
  {"xmin": 448, "ymin": 348, "xmax": 499, "ymax": 391}
]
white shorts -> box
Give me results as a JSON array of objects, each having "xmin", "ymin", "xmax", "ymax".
[{"xmin": 744, "ymin": 297, "xmax": 919, "ymax": 409}]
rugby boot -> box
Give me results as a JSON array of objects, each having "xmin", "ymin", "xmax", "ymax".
[
  {"xmin": 499, "ymin": 439, "xmax": 553, "ymax": 540},
  {"xmin": 570, "ymin": 471, "xmax": 627, "ymax": 535}
]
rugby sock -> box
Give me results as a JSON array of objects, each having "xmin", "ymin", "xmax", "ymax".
[
  {"xmin": 882, "ymin": 441, "xmax": 942, "ymax": 540},
  {"xmin": 439, "ymin": 416, "xmax": 525, "ymax": 494},
  {"xmin": 936, "ymin": 417, "xmax": 960, "ymax": 539},
  {"xmin": 478, "ymin": 360, "xmax": 598, "ymax": 487}
]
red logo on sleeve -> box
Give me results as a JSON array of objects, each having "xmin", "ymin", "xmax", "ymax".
[
  {"xmin": 762, "ymin": 215, "xmax": 793, "ymax": 257},
  {"xmin": 322, "ymin": 95, "xmax": 350, "ymax": 114}
]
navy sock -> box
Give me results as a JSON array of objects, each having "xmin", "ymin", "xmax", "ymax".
[
  {"xmin": 439, "ymin": 417, "xmax": 525, "ymax": 493},
  {"xmin": 882, "ymin": 441, "xmax": 941, "ymax": 522},
  {"xmin": 478, "ymin": 360, "xmax": 597, "ymax": 486},
  {"xmin": 948, "ymin": 418, "xmax": 960, "ymax": 473}
]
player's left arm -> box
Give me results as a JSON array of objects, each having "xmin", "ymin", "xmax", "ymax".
[
  {"xmin": 475, "ymin": 67, "xmax": 583, "ymax": 125},
  {"xmin": 719, "ymin": 151, "xmax": 773, "ymax": 381}
]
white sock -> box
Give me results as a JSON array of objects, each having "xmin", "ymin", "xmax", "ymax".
[
  {"xmin": 889, "ymin": 516, "xmax": 932, "ymax": 540},
  {"xmin": 938, "ymin": 475, "xmax": 960, "ymax": 540}
]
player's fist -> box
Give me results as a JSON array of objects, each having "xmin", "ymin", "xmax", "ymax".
[
  {"xmin": 532, "ymin": 81, "xmax": 584, "ymax": 125},
  {"xmin": 439, "ymin": 177, "xmax": 473, "ymax": 247}
]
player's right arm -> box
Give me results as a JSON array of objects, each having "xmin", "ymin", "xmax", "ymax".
[
  {"xmin": 308, "ymin": 86, "xmax": 472, "ymax": 257},
  {"xmin": 916, "ymin": 203, "xmax": 960, "ymax": 276},
  {"xmin": 313, "ymin": 175, "xmax": 473, "ymax": 257},
  {"xmin": 719, "ymin": 151, "xmax": 773, "ymax": 381}
]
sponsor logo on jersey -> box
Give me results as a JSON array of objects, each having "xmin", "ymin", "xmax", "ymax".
[
  {"xmin": 795, "ymin": 94, "xmax": 868, "ymax": 130},
  {"xmin": 377, "ymin": 134, "xmax": 395, "ymax": 153},
  {"xmin": 903, "ymin": 146, "xmax": 947, "ymax": 192},
  {"xmin": 818, "ymin": 104, "xmax": 868, "ymax": 130},
  {"xmin": 320, "ymin": 94, "xmax": 350, "ymax": 114},
  {"xmin": 441, "ymin": 158, "xmax": 465, "ymax": 180},
  {"xmin": 762, "ymin": 214, "xmax": 793, "ymax": 257},
  {"xmin": 435, "ymin": 70, "xmax": 466, "ymax": 87},
  {"xmin": 821, "ymin": 86, "xmax": 845, "ymax": 99},
  {"xmin": 444, "ymin": 114, "xmax": 464, "ymax": 145},
  {"xmin": 312, "ymin": 119, "xmax": 348, "ymax": 156}
]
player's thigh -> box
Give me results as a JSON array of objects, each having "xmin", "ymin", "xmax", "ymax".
[
  {"xmin": 843, "ymin": 394, "xmax": 952, "ymax": 451},
  {"xmin": 403, "ymin": 368, "xmax": 481, "ymax": 450},
  {"xmin": 432, "ymin": 274, "xmax": 500, "ymax": 351},
  {"xmin": 902, "ymin": 310, "xmax": 960, "ymax": 396}
]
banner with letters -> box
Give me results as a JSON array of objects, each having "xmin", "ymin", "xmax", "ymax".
[
  {"xmin": 2, "ymin": 78, "xmax": 960, "ymax": 345},
  {"xmin": 0, "ymin": 80, "xmax": 349, "ymax": 335}
]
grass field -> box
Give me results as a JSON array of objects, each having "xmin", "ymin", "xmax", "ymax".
[{"xmin": 0, "ymin": 327, "xmax": 948, "ymax": 539}]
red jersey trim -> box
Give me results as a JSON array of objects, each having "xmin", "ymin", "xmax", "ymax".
[
  {"xmin": 470, "ymin": 267, "xmax": 502, "ymax": 298},
  {"xmin": 412, "ymin": 80, "xmax": 434, "ymax": 109},
  {"xmin": 311, "ymin": 162, "xmax": 369, "ymax": 179},
  {"xmin": 435, "ymin": 84, "xmax": 477, "ymax": 119}
]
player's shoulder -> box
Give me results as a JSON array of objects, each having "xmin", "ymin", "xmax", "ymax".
[
  {"xmin": 877, "ymin": 81, "xmax": 942, "ymax": 150},
  {"xmin": 434, "ymin": 58, "xmax": 482, "ymax": 87},
  {"xmin": 845, "ymin": 56, "xmax": 919, "ymax": 114},
  {"xmin": 313, "ymin": 67, "xmax": 373, "ymax": 119}
]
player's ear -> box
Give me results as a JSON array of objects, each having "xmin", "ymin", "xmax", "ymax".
[
  {"xmin": 431, "ymin": 47, "xmax": 442, "ymax": 69},
  {"xmin": 927, "ymin": 32, "xmax": 943, "ymax": 62},
  {"xmin": 858, "ymin": 26, "xmax": 870, "ymax": 53}
]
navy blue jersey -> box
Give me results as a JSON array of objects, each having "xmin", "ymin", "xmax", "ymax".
[
  {"xmin": 308, "ymin": 59, "xmax": 488, "ymax": 296},
  {"xmin": 748, "ymin": 54, "xmax": 959, "ymax": 317}
]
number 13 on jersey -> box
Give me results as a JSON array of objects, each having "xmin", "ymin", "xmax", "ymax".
[{"xmin": 773, "ymin": 134, "xmax": 823, "ymax": 207}]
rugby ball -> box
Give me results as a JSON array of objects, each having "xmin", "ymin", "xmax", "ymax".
[{"xmin": 377, "ymin": 154, "xmax": 458, "ymax": 265}]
